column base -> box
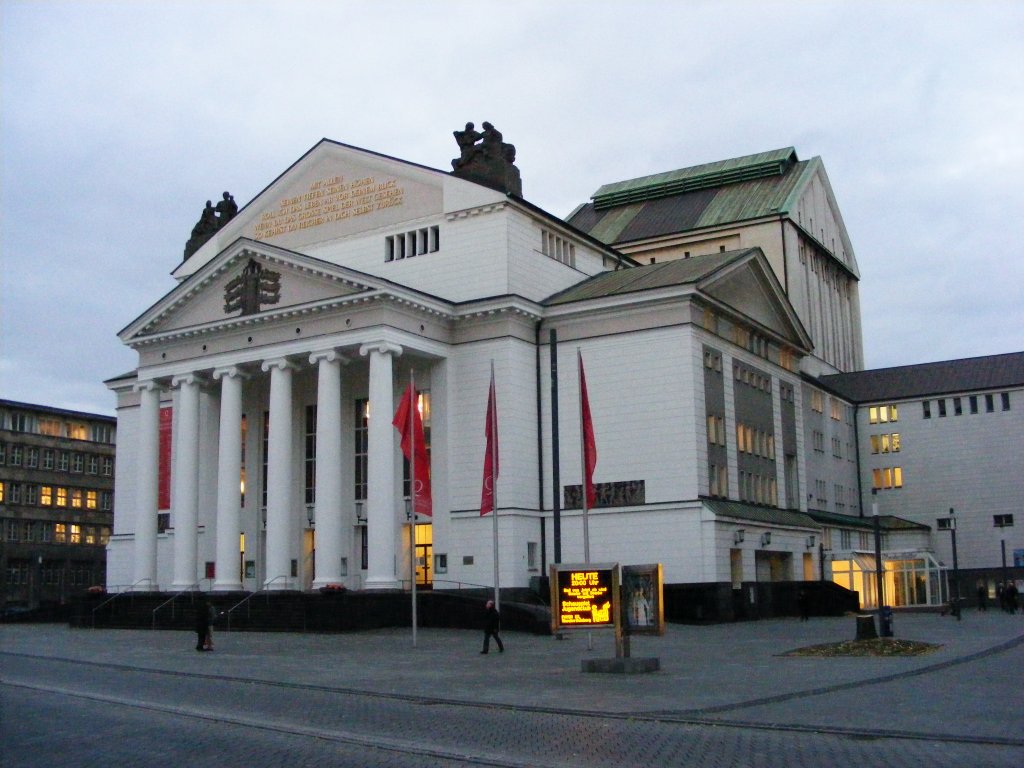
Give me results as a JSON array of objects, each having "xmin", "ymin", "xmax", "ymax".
[{"xmin": 363, "ymin": 577, "xmax": 402, "ymax": 591}]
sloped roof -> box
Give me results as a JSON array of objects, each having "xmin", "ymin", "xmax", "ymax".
[
  {"xmin": 568, "ymin": 148, "xmax": 811, "ymax": 245},
  {"xmin": 820, "ymin": 352, "xmax": 1024, "ymax": 403},
  {"xmin": 544, "ymin": 249, "xmax": 751, "ymax": 306},
  {"xmin": 704, "ymin": 499, "xmax": 818, "ymax": 529},
  {"xmin": 803, "ymin": 509, "xmax": 931, "ymax": 532}
]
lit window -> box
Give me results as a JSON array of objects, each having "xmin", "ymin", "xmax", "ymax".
[
  {"xmin": 68, "ymin": 422, "xmax": 88, "ymax": 440},
  {"xmin": 86, "ymin": 491, "xmax": 97, "ymax": 510},
  {"xmin": 56, "ymin": 487, "xmax": 68, "ymax": 507},
  {"xmin": 0, "ymin": 481, "xmax": 5, "ymax": 502},
  {"xmin": 70, "ymin": 524, "xmax": 81, "ymax": 544},
  {"xmin": 54, "ymin": 523, "xmax": 66, "ymax": 543},
  {"xmin": 71, "ymin": 489, "xmax": 83, "ymax": 508},
  {"xmin": 41, "ymin": 486, "xmax": 53, "ymax": 505},
  {"xmin": 39, "ymin": 418, "xmax": 62, "ymax": 436}
]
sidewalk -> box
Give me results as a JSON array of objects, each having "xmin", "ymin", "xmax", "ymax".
[{"xmin": 3, "ymin": 610, "xmax": 1022, "ymax": 740}]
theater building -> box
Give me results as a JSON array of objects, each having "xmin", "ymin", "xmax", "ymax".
[{"xmin": 105, "ymin": 132, "xmax": 1016, "ymax": 618}]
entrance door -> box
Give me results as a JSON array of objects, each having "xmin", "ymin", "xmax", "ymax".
[{"xmin": 414, "ymin": 523, "xmax": 433, "ymax": 587}]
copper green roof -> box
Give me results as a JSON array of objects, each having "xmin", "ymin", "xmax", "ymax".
[
  {"xmin": 544, "ymin": 249, "xmax": 753, "ymax": 306},
  {"xmin": 703, "ymin": 499, "xmax": 818, "ymax": 528},
  {"xmin": 568, "ymin": 148, "xmax": 818, "ymax": 246}
]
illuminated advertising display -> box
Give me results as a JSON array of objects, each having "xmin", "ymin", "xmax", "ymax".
[{"xmin": 550, "ymin": 563, "xmax": 619, "ymax": 632}]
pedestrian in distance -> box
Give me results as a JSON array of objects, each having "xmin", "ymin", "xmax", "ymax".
[
  {"xmin": 1006, "ymin": 581, "xmax": 1019, "ymax": 614},
  {"xmin": 481, "ymin": 599, "xmax": 504, "ymax": 654},
  {"xmin": 195, "ymin": 594, "xmax": 212, "ymax": 652}
]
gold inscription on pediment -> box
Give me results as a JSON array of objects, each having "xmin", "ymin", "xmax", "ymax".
[{"xmin": 254, "ymin": 175, "xmax": 405, "ymax": 239}]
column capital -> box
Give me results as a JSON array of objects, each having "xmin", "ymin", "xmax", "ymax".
[
  {"xmin": 309, "ymin": 349, "xmax": 350, "ymax": 366},
  {"xmin": 212, "ymin": 365, "xmax": 251, "ymax": 382},
  {"xmin": 359, "ymin": 341, "xmax": 403, "ymax": 359},
  {"xmin": 133, "ymin": 379, "xmax": 163, "ymax": 394},
  {"xmin": 170, "ymin": 372, "xmax": 206, "ymax": 389},
  {"xmin": 261, "ymin": 356, "xmax": 300, "ymax": 373}
]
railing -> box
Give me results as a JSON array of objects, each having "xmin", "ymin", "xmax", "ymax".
[
  {"xmin": 151, "ymin": 584, "xmax": 200, "ymax": 630},
  {"xmin": 225, "ymin": 575, "xmax": 289, "ymax": 630},
  {"xmin": 91, "ymin": 578, "xmax": 155, "ymax": 628}
]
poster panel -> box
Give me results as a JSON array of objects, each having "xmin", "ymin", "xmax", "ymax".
[{"xmin": 621, "ymin": 563, "xmax": 665, "ymax": 635}]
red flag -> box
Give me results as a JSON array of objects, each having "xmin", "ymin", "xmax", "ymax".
[
  {"xmin": 579, "ymin": 354, "xmax": 597, "ymax": 508},
  {"xmin": 392, "ymin": 382, "xmax": 432, "ymax": 516},
  {"xmin": 480, "ymin": 371, "xmax": 499, "ymax": 516}
]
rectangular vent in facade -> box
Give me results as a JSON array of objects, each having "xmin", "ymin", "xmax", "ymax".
[
  {"xmin": 386, "ymin": 225, "xmax": 440, "ymax": 262},
  {"xmin": 541, "ymin": 229, "xmax": 575, "ymax": 267}
]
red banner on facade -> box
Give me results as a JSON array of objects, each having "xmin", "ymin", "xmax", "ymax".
[
  {"xmin": 392, "ymin": 382, "xmax": 432, "ymax": 516},
  {"xmin": 480, "ymin": 370, "xmax": 499, "ymax": 516}
]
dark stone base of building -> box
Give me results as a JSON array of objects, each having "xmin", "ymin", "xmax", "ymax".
[{"xmin": 65, "ymin": 579, "xmax": 859, "ymax": 634}]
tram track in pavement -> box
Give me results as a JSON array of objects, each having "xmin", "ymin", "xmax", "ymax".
[{"xmin": 3, "ymin": 644, "xmax": 1023, "ymax": 750}]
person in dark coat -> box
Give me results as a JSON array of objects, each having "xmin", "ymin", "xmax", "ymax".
[
  {"xmin": 195, "ymin": 595, "xmax": 211, "ymax": 651},
  {"xmin": 481, "ymin": 599, "xmax": 504, "ymax": 654}
]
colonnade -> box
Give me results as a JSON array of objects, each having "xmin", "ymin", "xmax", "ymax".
[{"xmin": 130, "ymin": 341, "xmax": 408, "ymax": 592}]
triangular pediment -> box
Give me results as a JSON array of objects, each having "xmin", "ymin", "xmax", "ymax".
[
  {"xmin": 174, "ymin": 139, "xmax": 463, "ymax": 278},
  {"xmin": 122, "ymin": 241, "xmax": 379, "ymax": 341},
  {"xmin": 700, "ymin": 252, "xmax": 811, "ymax": 349}
]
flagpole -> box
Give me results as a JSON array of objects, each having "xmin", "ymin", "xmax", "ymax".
[
  {"xmin": 409, "ymin": 370, "xmax": 417, "ymax": 649},
  {"xmin": 578, "ymin": 348, "xmax": 592, "ymax": 651},
  {"xmin": 490, "ymin": 360, "xmax": 500, "ymax": 612}
]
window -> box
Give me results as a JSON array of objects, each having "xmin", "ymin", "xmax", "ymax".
[
  {"xmin": 10, "ymin": 445, "xmax": 23, "ymax": 466},
  {"xmin": 354, "ymin": 399, "xmax": 369, "ymax": 501},
  {"xmin": 0, "ymin": 443, "xmax": 4, "ymax": 465},
  {"xmin": 92, "ymin": 424, "xmax": 113, "ymax": 443},
  {"xmin": 304, "ymin": 404, "xmax": 317, "ymax": 505},
  {"xmin": 527, "ymin": 542, "xmax": 538, "ymax": 571},
  {"xmin": 10, "ymin": 483, "xmax": 21, "ymax": 503},
  {"xmin": 830, "ymin": 398, "xmax": 842, "ymax": 420},
  {"xmin": 937, "ymin": 399, "xmax": 947, "ymax": 417},
  {"xmin": 1002, "ymin": 392, "xmax": 1011, "ymax": 411},
  {"xmin": 72, "ymin": 453, "xmax": 84, "ymax": 473},
  {"xmin": 87, "ymin": 455, "xmax": 98, "ymax": 474},
  {"xmin": 840, "ymin": 530, "xmax": 852, "ymax": 549},
  {"xmin": 39, "ymin": 417, "xmax": 62, "ymax": 436},
  {"xmin": 26, "ymin": 485, "xmax": 38, "ymax": 505},
  {"xmin": 985, "ymin": 394, "xmax": 994, "ymax": 413},
  {"xmin": 872, "ymin": 467, "xmax": 904, "ymax": 490},
  {"xmin": 58, "ymin": 451, "xmax": 69, "ymax": 471},
  {"xmin": 41, "ymin": 486, "xmax": 53, "ymax": 505},
  {"xmin": 922, "ymin": 400, "xmax": 931, "ymax": 419},
  {"xmin": 540, "ymin": 229, "xmax": 576, "ymax": 266},
  {"xmin": 936, "ymin": 518, "xmax": 952, "ymax": 531},
  {"xmin": 101, "ymin": 491, "xmax": 112, "ymax": 511},
  {"xmin": 54, "ymin": 523, "xmax": 66, "ymax": 543},
  {"xmin": 68, "ymin": 422, "xmax": 88, "ymax": 440},
  {"xmin": 0, "ymin": 481, "xmax": 5, "ymax": 502},
  {"xmin": 969, "ymin": 395, "xmax": 978, "ymax": 414},
  {"xmin": 43, "ymin": 449, "xmax": 54, "ymax": 469},
  {"xmin": 953, "ymin": 397, "xmax": 962, "ymax": 416},
  {"xmin": 86, "ymin": 490, "xmax": 97, "ymax": 510},
  {"xmin": 868, "ymin": 404, "xmax": 898, "ymax": 424},
  {"xmin": 101, "ymin": 457, "xmax": 113, "ymax": 476},
  {"xmin": 70, "ymin": 524, "xmax": 81, "ymax": 544},
  {"xmin": 993, "ymin": 514, "xmax": 1014, "ymax": 527},
  {"xmin": 56, "ymin": 487, "xmax": 68, "ymax": 507},
  {"xmin": 27, "ymin": 448, "xmax": 39, "ymax": 468},
  {"xmin": 11, "ymin": 412, "xmax": 28, "ymax": 432},
  {"xmin": 71, "ymin": 489, "xmax": 83, "ymax": 508}
]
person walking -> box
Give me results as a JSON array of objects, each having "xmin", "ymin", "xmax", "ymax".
[
  {"xmin": 481, "ymin": 599, "xmax": 504, "ymax": 654},
  {"xmin": 194, "ymin": 595, "xmax": 212, "ymax": 652}
]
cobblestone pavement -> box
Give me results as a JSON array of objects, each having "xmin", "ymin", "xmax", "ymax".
[{"xmin": 2, "ymin": 611, "xmax": 1022, "ymax": 767}]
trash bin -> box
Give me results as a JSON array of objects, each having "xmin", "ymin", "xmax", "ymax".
[{"xmin": 879, "ymin": 605, "xmax": 894, "ymax": 637}]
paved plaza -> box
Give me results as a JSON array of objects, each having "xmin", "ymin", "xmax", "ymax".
[{"xmin": 2, "ymin": 610, "xmax": 1022, "ymax": 766}]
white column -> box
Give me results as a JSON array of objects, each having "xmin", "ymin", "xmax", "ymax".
[
  {"xmin": 360, "ymin": 341, "xmax": 402, "ymax": 590},
  {"xmin": 133, "ymin": 381, "xmax": 161, "ymax": 591},
  {"xmin": 262, "ymin": 357, "xmax": 297, "ymax": 590},
  {"xmin": 171, "ymin": 374, "xmax": 202, "ymax": 590},
  {"xmin": 310, "ymin": 350, "xmax": 346, "ymax": 588},
  {"xmin": 212, "ymin": 366, "xmax": 246, "ymax": 592}
]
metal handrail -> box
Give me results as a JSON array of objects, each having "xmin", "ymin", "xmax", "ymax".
[
  {"xmin": 151, "ymin": 584, "xmax": 199, "ymax": 630},
  {"xmin": 91, "ymin": 578, "xmax": 154, "ymax": 628},
  {"xmin": 226, "ymin": 575, "xmax": 288, "ymax": 630}
]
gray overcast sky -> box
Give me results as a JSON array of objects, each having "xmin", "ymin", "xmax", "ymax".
[{"xmin": 2, "ymin": 1, "xmax": 1022, "ymax": 416}]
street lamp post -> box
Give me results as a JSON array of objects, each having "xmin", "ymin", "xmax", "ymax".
[
  {"xmin": 871, "ymin": 490, "xmax": 889, "ymax": 635},
  {"xmin": 949, "ymin": 507, "xmax": 961, "ymax": 621}
]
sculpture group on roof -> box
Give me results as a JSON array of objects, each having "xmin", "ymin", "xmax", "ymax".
[
  {"xmin": 450, "ymin": 122, "xmax": 522, "ymax": 196},
  {"xmin": 184, "ymin": 191, "xmax": 238, "ymax": 259}
]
